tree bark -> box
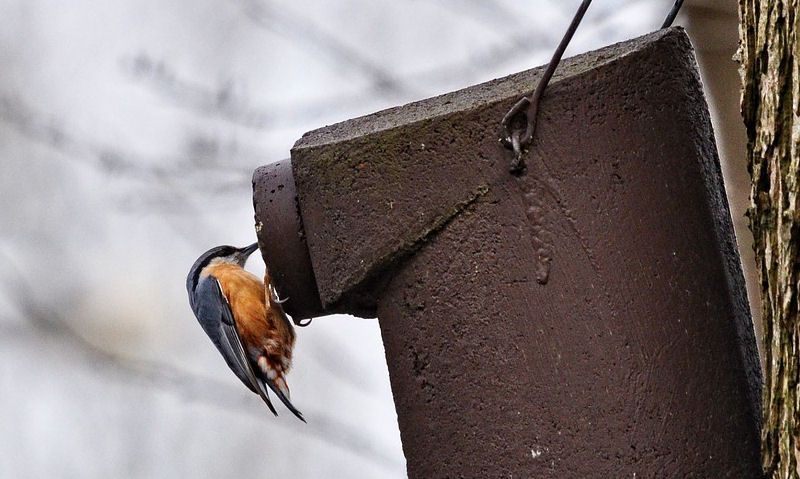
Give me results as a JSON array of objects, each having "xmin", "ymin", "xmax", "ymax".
[{"xmin": 739, "ymin": 1, "xmax": 799, "ymax": 477}]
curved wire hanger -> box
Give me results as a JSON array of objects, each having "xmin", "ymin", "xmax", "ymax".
[{"xmin": 500, "ymin": 0, "xmax": 686, "ymax": 174}]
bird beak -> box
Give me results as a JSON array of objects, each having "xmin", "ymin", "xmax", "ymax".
[
  {"xmin": 236, "ymin": 243, "xmax": 259, "ymax": 265},
  {"xmin": 242, "ymin": 242, "xmax": 259, "ymax": 257}
]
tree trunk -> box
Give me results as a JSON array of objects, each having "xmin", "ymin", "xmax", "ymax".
[{"xmin": 739, "ymin": 1, "xmax": 799, "ymax": 477}]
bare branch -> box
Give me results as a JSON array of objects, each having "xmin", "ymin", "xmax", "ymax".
[
  {"xmin": 124, "ymin": 2, "xmax": 633, "ymax": 131},
  {"xmin": 421, "ymin": 0, "xmax": 528, "ymax": 33},
  {"xmin": 0, "ymin": 94, "xmax": 255, "ymax": 221},
  {"xmin": 238, "ymin": 0, "xmax": 415, "ymax": 98},
  {"xmin": 122, "ymin": 53, "xmax": 395, "ymax": 130}
]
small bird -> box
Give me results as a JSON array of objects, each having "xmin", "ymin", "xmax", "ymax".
[{"xmin": 186, "ymin": 242, "xmax": 304, "ymax": 422}]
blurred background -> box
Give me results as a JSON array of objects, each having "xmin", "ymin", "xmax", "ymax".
[{"xmin": 0, "ymin": 1, "xmax": 749, "ymax": 478}]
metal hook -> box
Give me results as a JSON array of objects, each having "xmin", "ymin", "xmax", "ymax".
[
  {"xmin": 500, "ymin": 0, "xmax": 593, "ymax": 173},
  {"xmin": 500, "ymin": 0, "xmax": 685, "ymax": 175},
  {"xmin": 510, "ymin": 130, "xmax": 524, "ymax": 174},
  {"xmin": 294, "ymin": 318, "xmax": 313, "ymax": 327}
]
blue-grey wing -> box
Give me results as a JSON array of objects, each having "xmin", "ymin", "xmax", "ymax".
[{"xmin": 192, "ymin": 277, "xmax": 277, "ymax": 415}]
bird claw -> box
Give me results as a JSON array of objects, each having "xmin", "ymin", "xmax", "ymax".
[
  {"xmin": 268, "ymin": 284, "xmax": 289, "ymax": 304},
  {"xmin": 273, "ymin": 294, "xmax": 290, "ymax": 304}
]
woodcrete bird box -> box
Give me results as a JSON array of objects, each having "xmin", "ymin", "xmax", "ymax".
[{"xmin": 253, "ymin": 28, "xmax": 762, "ymax": 478}]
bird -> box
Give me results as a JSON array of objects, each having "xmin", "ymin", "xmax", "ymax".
[{"xmin": 186, "ymin": 242, "xmax": 304, "ymax": 422}]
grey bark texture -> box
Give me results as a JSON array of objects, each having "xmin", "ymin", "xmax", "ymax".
[{"xmin": 739, "ymin": 0, "xmax": 799, "ymax": 477}]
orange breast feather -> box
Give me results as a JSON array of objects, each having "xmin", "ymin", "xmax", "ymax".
[{"xmin": 204, "ymin": 263, "xmax": 294, "ymax": 372}]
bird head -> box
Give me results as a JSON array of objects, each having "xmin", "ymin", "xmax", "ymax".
[
  {"xmin": 187, "ymin": 243, "xmax": 260, "ymax": 294},
  {"xmin": 218, "ymin": 242, "xmax": 259, "ymax": 267}
]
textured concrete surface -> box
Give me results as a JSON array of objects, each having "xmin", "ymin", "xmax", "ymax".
[
  {"xmin": 253, "ymin": 160, "xmax": 324, "ymax": 320},
  {"xmin": 255, "ymin": 28, "xmax": 762, "ymax": 477}
]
